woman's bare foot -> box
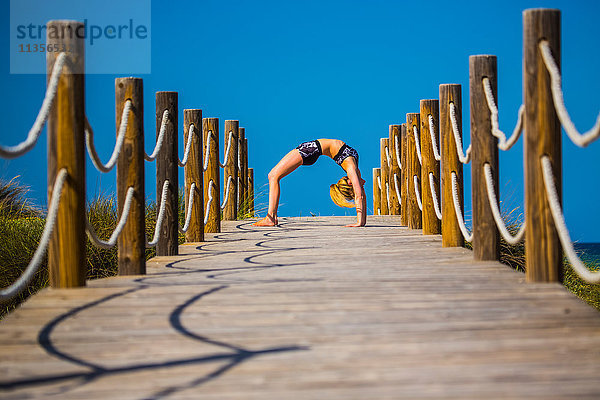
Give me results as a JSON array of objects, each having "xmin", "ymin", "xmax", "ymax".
[{"xmin": 253, "ymin": 214, "xmax": 278, "ymax": 226}]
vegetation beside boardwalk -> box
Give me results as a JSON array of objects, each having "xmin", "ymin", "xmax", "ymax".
[{"xmin": 1, "ymin": 178, "xmax": 598, "ymax": 320}]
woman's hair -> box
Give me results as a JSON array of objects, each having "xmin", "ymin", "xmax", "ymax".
[{"xmin": 330, "ymin": 176, "xmax": 355, "ymax": 208}]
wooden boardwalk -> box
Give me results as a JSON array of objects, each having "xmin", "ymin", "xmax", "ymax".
[{"xmin": 1, "ymin": 216, "xmax": 599, "ymax": 399}]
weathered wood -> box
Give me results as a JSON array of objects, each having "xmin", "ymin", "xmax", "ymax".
[
  {"xmin": 524, "ymin": 9, "xmax": 562, "ymax": 282},
  {"xmin": 380, "ymin": 138, "xmax": 390, "ymax": 215},
  {"xmin": 116, "ymin": 78, "xmax": 145, "ymax": 275},
  {"xmin": 183, "ymin": 109, "xmax": 204, "ymax": 242},
  {"xmin": 439, "ymin": 84, "xmax": 465, "ymax": 247},
  {"xmin": 156, "ymin": 92, "xmax": 179, "ymax": 256},
  {"xmin": 243, "ymin": 137, "xmax": 249, "ymax": 212},
  {"xmin": 372, "ymin": 168, "xmax": 381, "ymax": 215},
  {"xmin": 420, "ymin": 99, "xmax": 441, "ymax": 235},
  {"xmin": 248, "ymin": 168, "xmax": 255, "ymax": 218},
  {"xmin": 223, "ymin": 120, "xmax": 239, "ymax": 221},
  {"xmin": 46, "ymin": 20, "xmax": 86, "ymax": 288},
  {"xmin": 2, "ymin": 216, "xmax": 600, "ymax": 399},
  {"xmin": 406, "ymin": 113, "xmax": 422, "ymax": 230},
  {"xmin": 388, "ymin": 125, "xmax": 401, "ymax": 215},
  {"xmin": 470, "ymin": 56, "xmax": 499, "ymax": 261},
  {"xmin": 400, "ymin": 124, "xmax": 408, "ymax": 226},
  {"xmin": 238, "ymin": 127, "xmax": 248, "ymax": 217},
  {"xmin": 203, "ymin": 117, "xmax": 220, "ymax": 232}
]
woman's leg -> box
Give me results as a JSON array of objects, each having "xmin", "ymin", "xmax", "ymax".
[{"xmin": 254, "ymin": 150, "xmax": 303, "ymax": 226}]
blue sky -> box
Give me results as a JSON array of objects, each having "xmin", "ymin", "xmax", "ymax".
[{"xmin": 1, "ymin": 0, "xmax": 599, "ymax": 241}]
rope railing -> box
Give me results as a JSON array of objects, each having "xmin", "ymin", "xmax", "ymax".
[
  {"xmin": 146, "ymin": 180, "xmax": 170, "ymax": 248},
  {"xmin": 179, "ymin": 183, "xmax": 196, "ymax": 234},
  {"xmin": 428, "ymin": 172, "xmax": 442, "ymax": 220},
  {"xmin": 203, "ymin": 132, "xmax": 212, "ymax": 171},
  {"xmin": 0, "ymin": 53, "xmax": 66, "ymax": 159},
  {"xmin": 385, "ymin": 181, "xmax": 391, "ymax": 211},
  {"xmin": 145, "ymin": 109, "xmax": 169, "ymax": 162},
  {"xmin": 0, "ymin": 168, "xmax": 68, "ymax": 302},
  {"xmin": 539, "ymin": 41, "xmax": 600, "ymax": 148},
  {"xmin": 85, "ymin": 100, "xmax": 132, "ymax": 173},
  {"xmin": 449, "ymin": 102, "xmax": 472, "ymax": 164},
  {"xmin": 221, "ymin": 176, "xmax": 233, "ymax": 210},
  {"xmin": 178, "ymin": 124, "xmax": 195, "ymax": 167},
  {"xmin": 204, "ymin": 180, "xmax": 216, "ymax": 225},
  {"xmin": 385, "ymin": 146, "xmax": 392, "ymax": 168},
  {"xmin": 483, "ymin": 163, "xmax": 525, "ymax": 245},
  {"xmin": 393, "ymin": 173, "xmax": 401, "ymax": 204},
  {"xmin": 427, "ymin": 115, "xmax": 441, "ymax": 161},
  {"xmin": 541, "ymin": 156, "xmax": 600, "ymax": 283},
  {"xmin": 413, "ymin": 175, "xmax": 422, "ymax": 211},
  {"xmin": 377, "ymin": 175, "xmax": 381, "ymax": 191},
  {"xmin": 86, "ymin": 187, "xmax": 135, "ymax": 249},
  {"xmin": 451, "ymin": 171, "xmax": 473, "ymax": 242},
  {"xmin": 412, "ymin": 125, "xmax": 422, "ymax": 165},
  {"xmin": 394, "ymin": 134, "xmax": 402, "ymax": 170},
  {"xmin": 482, "ymin": 78, "xmax": 525, "ymax": 151},
  {"xmin": 219, "ymin": 131, "xmax": 234, "ymax": 168}
]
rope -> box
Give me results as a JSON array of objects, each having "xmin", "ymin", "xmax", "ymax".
[
  {"xmin": 541, "ymin": 156, "xmax": 600, "ymax": 283},
  {"xmin": 85, "ymin": 100, "xmax": 132, "ymax": 173},
  {"xmin": 377, "ymin": 208, "xmax": 380, "ymax": 216},
  {"xmin": 451, "ymin": 171, "xmax": 473, "ymax": 241},
  {"xmin": 394, "ymin": 134, "xmax": 402, "ymax": 170},
  {"xmin": 178, "ymin": 124, "xmax": 195, "ymax": 167},
  {"xmin": 413, "ymin": 125, "xmax": 422, "ymax": 165},
  {"xmin": 483, "ymin": 163, "xmax": 525, "ymax": 245},
  {"xmin": 539, "ymin": 41, "xmax": 600, "ymax": 148},
  {"xmin": 428, "ymin": 172, "xmax": 442, "ymax": 220},
  {"xmin": 413, "ymin": 175, "xmax": 422, "ymax": 211},
  {"xmin": 146, "ymin": 180, "xmax": 170, "ymax": 248},
  {"xmin": 482, "ymin": 78, "xmax": 525, "ymax": 151},
  {"xmin": 204, "ymin": 180, "xmax": 216, "ymax": 225},
  {"xmin": 220, "ymin": 176, "xmax": 233, "ymax": 210},
  {"xmin": 0, "ymin": 168, "xmax": 68, "ymax": 302},
  {"xmin": 203, "ymin": 133, "xmax": 212, "ymax": 171},
  {"xmin": 385, "ymin": 181, "xmax": 391, "ymax": 211},
  {"xmin": 145, "ymin": 110, "xmax": 169, "ymax": 161},
  {"xmin": 393, "ymin": 173, "xmax": 401, "ymax": 204},
  {"xmin": 428, "ymin": 115, "xmax": 441, "ymax": 161},
  {"xmin": 85, "ymin": 187, "xmax": 135, "ymax": 249},
  {"xmin": 449, "ymin": 102, "xmax": 472, "ymax": 164},
  {"xmin": 179, "ymin": 183, "xmax": 196, "ymax": 234},
  {"xmin": 385, "ymin": 146, "xmax": 392, "ymax": 167},
  {"xmin": 377, "ymin": 175, "xmax": 381, "ymax": 191},
  {"xmin": 219, "ymin": 131, "xmax": 234, "ymax": 168},
  {"xmin": 0, "ymin": 53, "xmax": 66, "ymax": 159}
]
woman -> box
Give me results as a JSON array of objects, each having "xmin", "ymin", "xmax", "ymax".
[{"xmin": 253, "ymin": 139, "xmax": 367, "ymax": 227}]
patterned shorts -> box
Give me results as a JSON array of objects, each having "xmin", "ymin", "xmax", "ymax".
[{"xmin": 296, "ymin": 140, "xmax": 322, "ymax": 165}]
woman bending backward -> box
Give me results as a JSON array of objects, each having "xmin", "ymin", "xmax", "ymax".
[{"xmin": 253, "ymin": 139, "xmax": 367, "ymax": 227}]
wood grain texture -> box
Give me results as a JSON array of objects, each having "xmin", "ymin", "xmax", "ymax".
[
  {"xmin": 116, "ymin": 78, "xmax": 145, "ymax": 275},
  {"xmin": 420, "ymin": 100, "xmax": 441, "ymax": 235},
  {"xmin": 400, "ymin": 124, "xmax": 408, "ymax": 226},
  {"xmin": 388, "ymin": 126, "xmax": 401, "ymax": 215},
  {"xmin": 440, "ymin": 84, "xmax": 465, "ymax": 248},
  {"xmin": 523, "ymin": 9, "xmax": 562, "ymax": 282},
  {"xmin": 372, "ymin": 168, "xmax": 381, "ymax": 215},
  {"xmin": 156, "ymin": 92, "xmax": 179, "ymax": 256},
  {"xmin": 46, "ymin": 21, "xmax": 86, "ymax": 288},
  {"xmin": 203, "ymin": 118, "xmax": 220, "ymax": 232},
  {"xmin": 223, "ymin": 120, "xmax": 239, "ymax": 221},
  {"xmin": 470, "ymin": 56, "xmax": 499, "ymax": 261},
  {"xmin": 248, "ymin": 168, "xmax": 255, "ymax": 217},
  {"xmin": 380, "ymin": 138, "xmax": 390, "ymax": 215},
  {"xmin": 2, "ymin": 216, "xmax": 599, "ymax": 399},
  {"xmin": 238, "ymin": 128, "xmax": 248, "ymax": 217},
  {"xmin": 406, "ymin": 113, "xmax": 422, "ymax": 230},
  {"xmin": 183, "ymin": 109, "xmax": 204, "ymax": 242}
]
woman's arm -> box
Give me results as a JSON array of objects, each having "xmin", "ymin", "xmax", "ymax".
[{"xmin": 346, "ymin": 165, "xmax": 367, "ymax": 227}]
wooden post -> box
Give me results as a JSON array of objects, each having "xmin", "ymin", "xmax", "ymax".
[
  {"xmin": 373, "ymin": 168, "xmax": 381, "ymax": 215},
  {"xmin": 223, "ymin": 120, "xmax": 239, "ymax": 220},
  {"xmin": 243, "ymin": 137, "xmax": 249, "ymax": 207},
  {"xmin": 388, "ymin": 125, "xmax": 401, "ymax": 215},
  {"xmin": 380, "ymin": 138, "xmax": 390, "ymax": 215},
  {"xmin": 183, "ymin": 109, "xmax": 204, "ymax": 242},
  {"xmin": 47, "ymin": 20, "xmax": 86, "ymax": 287},
  {"xmin": 470, "ymin": 56, "xmax": 499, "ymax": 260},
  {"xmin": 203, "ymin": 117, "xmax": 220, "ymax": 232},
  {"xmin": 524, "ymin": 8, "xmax": 562, "ymax": 282},
  {"xmin": 400, "ymin": 124, "xmax": 408, "ymax": 225},
  {"xmin": 420, "ymin": 99, "xmax": 441, "ymax": 235},
  {"xmin": 406, "ymin": 113, "xmax": 422, "ymax": 230},
  {"xmin": 248, "ymin": 168, "xmax": 255, "ymax": 217},
  {"xmin": 440, "ymin": 84, "xmax": 465, "ymax": 247},
  {"xmin": 238, "ymin": 127, "xmax": 248, "ymax": 217},
  {"xmin": 156, "ymin": 91, "xmax": 178, "ymax": 256},
  {"xmin": 116, "ymin": 78, "xmax": 145, "ymax": 275}
]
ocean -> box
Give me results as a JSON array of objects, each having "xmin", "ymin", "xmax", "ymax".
[{"xmin": 574, "ymin": 243, "xmax": 600, "ymax": 264}]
